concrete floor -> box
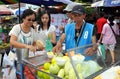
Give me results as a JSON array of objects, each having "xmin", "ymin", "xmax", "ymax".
[{"xmin": 0, "ymin": 67, "xmax": 2, "ymax": 79}]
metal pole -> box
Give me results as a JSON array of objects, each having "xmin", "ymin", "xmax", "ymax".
[{"xmin": 18, "ymin": 0, "xmax": 21, "ymax": 24}]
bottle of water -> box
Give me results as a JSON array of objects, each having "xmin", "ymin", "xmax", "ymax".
[{"xmin": 45, "ymin": 33, "xmax": 53, "ymax": 52}]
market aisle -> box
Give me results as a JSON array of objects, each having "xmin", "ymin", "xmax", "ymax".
[{"xmin": 105, "ymin": 36, "xmax": 120, "ymax": 66}]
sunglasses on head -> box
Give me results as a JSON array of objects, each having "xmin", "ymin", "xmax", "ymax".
[{"xmin": 27, "ymin": 19, "xmax": 35, "ymax": 22}]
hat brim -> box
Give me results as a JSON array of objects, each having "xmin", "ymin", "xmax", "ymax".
[
  {"xmin": 63, "ymin": 9, "xmax": 71, "ymax": 12},
  {"xmin": 71, "ymin": 11, "xmax": 84, "ymax": 15}
]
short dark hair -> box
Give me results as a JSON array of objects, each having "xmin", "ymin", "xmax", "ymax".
[
  {"xmin": 21, "ymin": 9, "xmax": 36, "ymax": 20},
  {"xmin": 108, "ymin": 15, "xmax": 114, "ymax": 26}
]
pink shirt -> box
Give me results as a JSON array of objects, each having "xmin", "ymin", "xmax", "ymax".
[{"xmin": 102, "ymin": 23, "xmax": 116, "ymax": 44}]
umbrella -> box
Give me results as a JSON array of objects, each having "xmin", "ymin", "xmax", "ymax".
[
  {"xmin": 0, "ymin": 0, "xmax": 72, "ymax": 6},
  {"xmin": 20, "ymin": 0, "xmax": 72, "ymax": 6},
  {"xmin": 14, "ymin": 7, "xmax": 27, "ymax": 16},
  {"xmin": 0, "ymin": 0, "xmax": 73, "ymax": 23},
  {"xmin": 0, "ymin": 5, "xmax": 13, "ymax": 15}
]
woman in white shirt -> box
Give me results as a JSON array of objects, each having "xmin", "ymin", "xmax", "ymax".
[
  {"xmin": 36, "ymin": 10, "xmax": 56, "ymax": 46},
  {"xmin": 9, "ymin": 9, "xmax": 37, "ymax": 61}
]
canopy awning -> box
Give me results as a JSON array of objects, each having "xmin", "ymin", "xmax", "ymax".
[
  {"xmin": 91, "ymin": 0, "xmax": 120, "ymax": 7},
  {"xmin": 0, "ymin": 0, "xmax": 73, "ymax": 6}
]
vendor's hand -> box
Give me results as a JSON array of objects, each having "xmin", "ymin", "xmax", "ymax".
[
  {"xmin": 85, "ymin": 47, "xmax": 97, "ymax": 56},
  {"xmin": 52, "ymin": 42, "xmax": 62, "ymax": 54},
  {"xmin": 27, "ymin": 45, "xmax": 36, "ymax": 52}
]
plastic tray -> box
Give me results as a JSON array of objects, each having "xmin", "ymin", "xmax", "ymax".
[
  {"xmin": 22, "ymin": 51, "xmax": 62, "ymax": 79},
  {"xmin": 67, "ymin": 43, "xmax": 107, "ymax": 79},
  {"xmin": 22, "ymin": 51, "xmax": 50, "ymax": 67}
]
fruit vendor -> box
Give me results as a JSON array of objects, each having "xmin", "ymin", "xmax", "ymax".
[
  {"xmin": 53, "ymin": 5, "xmax": 97, "ymax": 60},
  {"xmin": 9, "ymin": 9, "xmax": 37, "ymax": 61}
]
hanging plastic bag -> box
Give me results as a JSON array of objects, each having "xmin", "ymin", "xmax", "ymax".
[
  {"xmin": 97, "ymin": 43, "xmax": 106, "ymax": 60},
  {"xmin": 8, "ymin": 50, "xmax": 17, "ymax": 62},
  {"xmin": 2, "ymin": 50, "xmax": 17, "ymax": 67},
  {"xmin": 2, "ymin": 52, "xmax": 13, "ymax": 67},
  {"xmin": 2, "ymin": 51, "xmax": 17, "ymax": 79},
  {"xmin": 2, "ymin": 67, "xmax": 17, "ymax": 79}
]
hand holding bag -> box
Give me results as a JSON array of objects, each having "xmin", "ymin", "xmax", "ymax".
[{"xmin": 97, "ymin": 43, "xmax": 106, "ymax": 60}]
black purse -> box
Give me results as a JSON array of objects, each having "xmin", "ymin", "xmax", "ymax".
[{"xmin": 109, "ymin": 24, "xmax": 118, "ymax": 41}]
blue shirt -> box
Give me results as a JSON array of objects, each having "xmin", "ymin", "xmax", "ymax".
[{"xmin": 65, "ymin": 22, "xmax": 94, "ymax": 60}]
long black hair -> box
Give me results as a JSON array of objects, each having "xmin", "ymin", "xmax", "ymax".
[{"xmin": 37, "ymin": 10, "xmax": 51, "ymax": 31}]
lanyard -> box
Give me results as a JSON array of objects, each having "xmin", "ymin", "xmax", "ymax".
[{"xmin": 76, "ymin": 22, "xmax": 86, "ymax": 46}]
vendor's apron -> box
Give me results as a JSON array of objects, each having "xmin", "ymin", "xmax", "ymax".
[{"xmin": 15, "ymin": 30, "xmax": 34, "ymax": 62}]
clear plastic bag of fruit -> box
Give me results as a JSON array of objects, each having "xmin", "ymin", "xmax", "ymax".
[{"xmin": 67, "ymin": 43, "xmax": 107, "ymax": 79}]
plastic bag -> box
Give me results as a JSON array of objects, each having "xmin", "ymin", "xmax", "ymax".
[
  {"xmin": 2, "ymin": 67, "xmax": 17, "ymax": 79},
  {"xmin": 2, "ymin": 51, "xmax": 17, "ymax": 79},
  {"xmin": 2, "ymin": 53, "xmax": 13, "ymax": 67},
  {"xmin": 97, "ymin": 43, "xmax": 106, "ymax": 60},
  {"xmin": 2, "ymin": 50, "xmax": 17, "ymax": 67},
  {"xmin": 8, "ymin": 50, "xmax": 17, "ymax": 61}
]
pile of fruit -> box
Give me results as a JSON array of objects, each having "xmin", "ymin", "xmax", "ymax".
[
  {"xmin": 36, "ymin": 51, "xmax": 102, "ymax": 79},
  {"xmin": 24, "ymin": 66, "xmax": 36, "ymax": 79}
]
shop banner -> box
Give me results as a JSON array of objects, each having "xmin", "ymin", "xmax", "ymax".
[
  {"xmin": 104, "ymin": 0, "xmax": 120, "ymax": 7},
  {"xmin": 50, "ymin": 14, "xmax": 68, "ymax": 27}
]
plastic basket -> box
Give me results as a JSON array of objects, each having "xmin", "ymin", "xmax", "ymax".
[{"xmin": 67, "ymin": 43, "xmax": 107, "ymax": 79}]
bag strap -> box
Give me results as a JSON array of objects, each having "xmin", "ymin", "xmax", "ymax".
[
  {"xmin": 109, "ymin": 24, "xmax": 116, "ymax": 38},
  {"xmin": 76, "ymin": 22, "xmax": 86, "ymax": 46}
]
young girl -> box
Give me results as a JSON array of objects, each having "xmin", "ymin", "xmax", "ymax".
[
  {"xmin": 99, "ymin": 15, "xmax": 118, "ymax": 65},
  {"xmin": 36, "ymin": 10, "xmax": 56, "ymax": 47}
]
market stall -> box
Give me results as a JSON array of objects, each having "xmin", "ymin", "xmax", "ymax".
[{"xmin": 17, "ymin": 43, "xmax": 107, "ymax": 79}]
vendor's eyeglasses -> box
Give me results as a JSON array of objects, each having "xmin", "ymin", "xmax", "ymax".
[{"xmin": 27, "ymin": 19, "xmax": 35, "ymax": 22}]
